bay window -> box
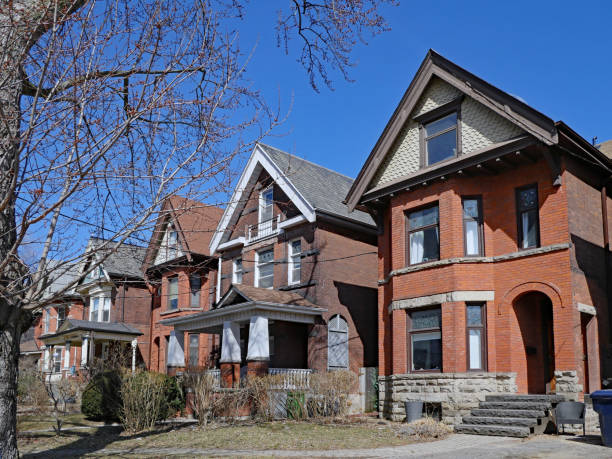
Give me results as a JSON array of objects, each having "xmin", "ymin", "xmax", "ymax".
[
  {"xmin": 408, "ymin": 308, "xmax": 442, "ymax": 372},
  {"xmin": 407, "ymin": 205, "xmax": 439, "ymax": 265},
  {"xmin": 516, "ymin": 184, "xmax": 540, "ymax": 249},
  {"xmin": 466, "ymin": 303, "xmax": 487, "ymax": 371},
  {"xmin": 463, "ymin": 197, "xmax": 483, "ymax": 256},
  {"xmin": 255, "ymin": 248, "xmax": 274, "ymax": 288},
  {"xmin": 89, "ymin": 296, "xmax": 111, "ymax": 322}
]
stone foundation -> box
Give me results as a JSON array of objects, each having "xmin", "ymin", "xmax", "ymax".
[
  {"xmin": 553, "ymin": 370, "xmax": 582, "ymax": 401},
  {"xmin": 379, "ymin": 372, "xmax": 517, "ymax": 424}
]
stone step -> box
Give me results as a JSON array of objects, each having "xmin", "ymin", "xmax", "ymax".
[
  {"xmin": 485, "ymin": 394, "xmax": 566, "ymax": 403},
  {"xmin": 470, "ymin": 408, "xmax": 546, "ymax": 419},
  {"xmin": 462, "ymin": 416, "xmax": 538, "ymax": 427},
  {"xmin": 479, "ymin": 401, "xmax": 551, "ymax": 411},
  {"xmin": 455, "ymin": 423, "xmax": 531, "ymax": 438}
]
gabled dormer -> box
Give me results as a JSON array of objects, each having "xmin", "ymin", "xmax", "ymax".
[{"xmin": 154, "ymin": 220, "xmax": 183, "ymax": 266}]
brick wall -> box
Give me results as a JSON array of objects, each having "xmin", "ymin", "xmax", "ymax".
[{"xmin": 378, "ymin": 156, "xmax": 597, "ymax": 396}]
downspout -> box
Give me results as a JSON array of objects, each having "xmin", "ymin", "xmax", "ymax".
[
  {"xmin": 121, "ymin": 277, "xmax": 127, "ymax": 323},
  {"xmin": 216, "ymin": 256, "xmax": 222, "ymax": 304},
  {"xmin": 602, "ymin": 177, "xmax": 612, "ymax": 345}
]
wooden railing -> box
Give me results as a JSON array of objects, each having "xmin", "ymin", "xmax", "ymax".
[{"xmin": 268, "ymin": 368, "xmax": 313, "ymax": 389}]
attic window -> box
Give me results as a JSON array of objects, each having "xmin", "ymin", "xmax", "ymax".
[
  {"xmin": 414, "ymin": 96, "xmax": 463, "ymax": 167},
  {"xmin": 424, "ymin": 113, "xmax": 457, "ymax": 165}
]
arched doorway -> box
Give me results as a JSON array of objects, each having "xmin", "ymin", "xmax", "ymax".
[{"xmin": 513, "ymin": 292, "xmax": 555, "ymax": 394}]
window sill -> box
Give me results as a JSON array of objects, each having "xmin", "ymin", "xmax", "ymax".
[
  {"xmin": 160, "ymin": 308, "xmax": 203, "ymax": 316},
  {"xmin": 278, "ymin": 281, "xmax": 316, "ymax": 291}
]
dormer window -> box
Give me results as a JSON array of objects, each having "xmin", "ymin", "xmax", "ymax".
[
  {"xmin": 415, "ymin": 96, "xmax": 463, "ymax": 168},
  {"xmin": 424, "ymin": 113, "xmax": 457, "ymax": 165}
]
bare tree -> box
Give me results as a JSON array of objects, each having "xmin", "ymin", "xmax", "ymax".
[{"xmin": 0, "ymin": 1, "xmax": 393, "ymax": 456}]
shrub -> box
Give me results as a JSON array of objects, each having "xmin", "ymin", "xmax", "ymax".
[
  {"xmin": 121, "ymin": 371, "xmax": 168, "ymax": 432},
  {"xmin": 308, "ymin": 370, "xmax": 356, "ymax": 418},
  {"xmin": 191, "ymin": 372, "xmax": 220, "ymax": 426},
  {"xmin": 162, "ymin": 374, "xmax": 184, "ymax": 418},
  {"xmin": 81, "ymin": 370, "xmax": 122, "ymax": 421},
  {"xmin": 401, "ymin": 418, "xmax": 452, "ymax": 439},
  {"xmin": 17, "ymin": 366, "xmax": 48, "ymax": 413}
]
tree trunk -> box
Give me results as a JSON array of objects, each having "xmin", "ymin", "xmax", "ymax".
[{"xmin": 0, "ymin": 8, "xmax": 29, "ymax": 457}]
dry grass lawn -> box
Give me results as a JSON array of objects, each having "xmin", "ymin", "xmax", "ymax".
[{"xmin": 18, "ymin": 416, "xmax": 444, "ymax": 456}]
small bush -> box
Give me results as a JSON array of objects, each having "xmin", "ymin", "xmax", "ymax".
[
  {"xmin": 121, "ymin": 371, "xmax": 168, "ymax": 432},
  {"xmin": 17, "ymin": 366, "xmax": 48, "ymax": 413},
  {"xmin": 191, "ymin": 372, "xmax": 220, "ymax": 426},
  {"xmin": 81, "ymin": 370, "xmax": 122, "ymax": 421},
  {"xmin": 400, "ymin": 418, "xmax": 452, "ymax": 439},
  {"xmin": 162, "ymin": 374, "xmax": 184, "ymax": 417},
  {"xmin": 308, "ymin": 370, "xmax": 356, "ymax": 418}
]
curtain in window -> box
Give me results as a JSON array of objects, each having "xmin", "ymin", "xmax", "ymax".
[
  {"xmin": 410, "ymin": 231, "xmax": 424, "ymax": 264},
  {"xmin": 469, "ymin": 329, "xmax": 482, "ymax": 369},
  {"xmin": 465, "ymin": 220, "xmax": 479, "ymax": 255},
  {"xmin": 328, "ymin": 315, "xmax": 349, "ymax": 369},
  {"xmin": 101, "ymin": 297, "xmax": 111, "ymax": 322},
  {"xmin": 521, "ymin": 210, "xmax": 537, "ymax": 248}
]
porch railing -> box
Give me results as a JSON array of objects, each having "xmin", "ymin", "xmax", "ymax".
[
  {"xmin": 246, "ymin": 215, "xmax": 281, "ymax": 243},
  {"xmin": 204, "ymin": 369, "xmax": 221, "ymax": 387},
  {"xmin": 268, "ymin": 368, "xmax": 313, "ymax": 389}
]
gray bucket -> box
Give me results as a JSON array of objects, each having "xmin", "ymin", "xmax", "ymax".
[{"xmin": 404, "ymin": 400, "xmax": 423, "ymax": 423}]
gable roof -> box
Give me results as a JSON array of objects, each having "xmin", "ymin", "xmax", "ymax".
[
  {"xmin": 86, "ymin": 238, "xmax": 147, "ymax": 280},
  {"xmin": 346, "ymin": 49, "xmax": 564, "ymax": 211},
  {"xmin": 143, "ymin": 196, "xmax": 223, "ymax": 269},
  {"xmin": 216, "ymin": 284, "xmax": 318, "ymax": 309},
  {"xmin": 210, "ymin": 144, "xmax": 375, "ymax": 253}
]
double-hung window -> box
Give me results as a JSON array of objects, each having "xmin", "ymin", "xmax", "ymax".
[
  {"xmin": 189, "ymin": 334, "xmax": 199, "ymax": 367},
  {"xmin": 90, "ymin": 296, "xmax": 110, "ymax": 322},
  {"xmin": 463, "ymin": 197, "xmax": 483, "ymax": 256},
  {"xmin": 516, "ymin": 185, "xmax": 539, "ymax": 249},
  {"xmin": 189, "ymin": 275, "xmax": 201, "ymax": 308},
  {"xmin": 168, "ymin": 277, "xmax": 179, "ymax": 310},
  {"xmin": 256, "ymin": 248, "xmax": 274, "ymax": 288},
  {"xmin": 288, "ymin": 239, "xmax": 302, "ymax": 285},
  {"xmin": 466, "ymin": 303, "xmax": 487, "ymax": 371},
  {"xmin": 232, "ymin": 258, "xmax": 243, "ymax": 284},
  {"xmin": 258, "ymin": 188, "xmax": 274, "ymax": 237},
  {"xmin": 53, "ymin": 347, "xmax": 62, "ymax": 373},
  {"xmin": 407, "ymin": 205, "xmax": 439, "ymax": 265},
  {"xmin": 57, "ymin": 307, "xmax": 67, "ymax": 329},
  {"xmin": 44, "ymin": 307, "xmax": 50, "ymax": 333},
  {"xmin": 424, "ymin": 113, "xmax": 458, "ymax": 165},
  {"xmin": 408, "ymin": 308, "xmax": 442, "ymax": 372}
]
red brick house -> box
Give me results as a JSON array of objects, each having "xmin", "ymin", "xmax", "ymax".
[
  {"xmin": 37, "ymin": 239, "xmax": 150, "ymax": 379},
  {"xmin": 142, "ymin": 196, "xmax": 223, "ymax": 374},
  {"xmin": 345, "ymin": 50, "xmax": 612, "ymax": 423},
  {"xmin": 162, "ymin": 144, "xmax": 378, "ymax": 395}
]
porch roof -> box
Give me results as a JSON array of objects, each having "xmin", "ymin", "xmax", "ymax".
[
  {"xmin": 40, "ymin": 319, "xmax": 142, "ymax": 345},
  {"xmin": 160, "ymin": 285, "xmax": 326, "ymax": 333}
]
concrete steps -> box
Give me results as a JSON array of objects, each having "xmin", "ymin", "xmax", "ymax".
[{"xmin": 455, "ymin": 394, "xmax": 564, "ymax": 438}]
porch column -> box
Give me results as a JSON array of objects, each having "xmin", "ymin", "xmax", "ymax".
[
  {"xmin": 64, "ymin": 342, "xmax": 71, "ymax": 371},
  {"xmin": 42, "ymin": 347, "xmax": 49, "ymax": 372},
  {"xmin": 131, "ymin": 338, "xmax": 138, "ymax": 373},
  {"xmin": 220, "ymin": 321, "xmax": 241, "ymax": 387},
  {"xmin": 81, "ymin": 335, "xmax": 89, "ymax": 367},
  {"xmin": 246, "ymin": 316, "xmax": 269, "ymax": 378}
]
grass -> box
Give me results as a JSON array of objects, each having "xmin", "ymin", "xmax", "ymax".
[
  {"xmin": 17, "ymin": 412, "xmax": 109, "ymax": 432},
  {"xmin": 17, "ymin": 418, "xmax": 436, "ymax": 456}
]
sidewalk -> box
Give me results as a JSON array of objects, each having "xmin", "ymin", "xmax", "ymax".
[{"xmin": 23, "ymin": 433, "xmax": 612, "ymax": 458}]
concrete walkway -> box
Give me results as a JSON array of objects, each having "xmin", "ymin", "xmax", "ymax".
[{"xmin": 24, "ymin": 434, "xmax": 612, "ymax": 458}]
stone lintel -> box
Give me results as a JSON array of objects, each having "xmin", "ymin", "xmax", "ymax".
[{"xmin": 389, "ymin": 291, "xmax": 495, "ymax": 313}]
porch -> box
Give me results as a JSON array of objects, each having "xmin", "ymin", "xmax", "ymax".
[
  {"xmin": 161, "ymin": 284, "xmax": 326, "ymax": 387},
  {"xmin": 40, "ymin": 318, "xmax": 143, "ymax": 380}
]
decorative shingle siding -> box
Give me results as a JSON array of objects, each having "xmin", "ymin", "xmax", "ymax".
[
  {"xmin": 369, "ymin": 78, "xmax": 525, "ymax": 189},
  {"xmin": 461, "ymin": 97, "xmax": 523, "ymax": 154}
]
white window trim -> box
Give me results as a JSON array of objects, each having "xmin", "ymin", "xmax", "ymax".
[
  {"xmin": 258, "ymin": 187, "xmax": 274, "ymax": 224},
  {"xmin": 44, "ymin": 307, "xmax": 50, "ymax": 333},
  {"xmin": 255, "ymin": 248, "xmax": 274, "ymax": 289},
  {"xmin": 288, "ymin": 239, "xmax": 302, "ymax": 285},
  {"xmin": 232, "ymin": 257, "xmax": 243, "ymax": 284},
  {"xmin": 89, "ymin": 288, "xmax": 112, "ymax": 322}
]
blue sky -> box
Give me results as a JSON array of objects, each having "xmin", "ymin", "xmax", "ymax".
[{"xmin": 240, "ymin": 1, "xmax": 612, "ymax": 179}]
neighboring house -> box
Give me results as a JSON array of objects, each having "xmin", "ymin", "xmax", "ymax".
[
  {"xmin": 142, "ymin": 196, "xmax": 223, "ymax": 375},
  {"xmin": 345, "ymin": 50, "xmax": 612, "ymax": 422},
  {"xmin": 161, "ymin": 144, "xmax": 379, "ymax": 392},
  {"xmin": 19, "ymin": 315, "xmax": 42, "ymax": 370},
  {"xmin": 38, "ymin": 238, "xmax": 149, "ymax": 378}
]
